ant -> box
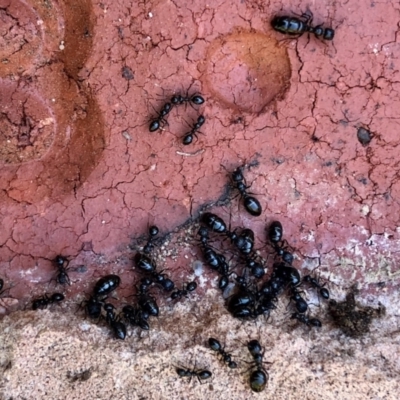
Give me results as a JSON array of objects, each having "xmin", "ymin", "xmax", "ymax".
[
  {"xmin": 267, "ymin": 221, "xmax": 295, "ymax": 265},
  {"xmin": 201, "ymin": 212, "xmax": 228, "ymax": 234},
  {"xmin": 0, "ymin": 278, "xmax": 6, "ymax": 296},
  {"xmin": 134, "ymin": 252, "xmax": 157, "ymax": 274},
  {"xmin": 82, "ymin": 295, "xmax": 103, "ymax": 320},
  {"xmin": 228, "ymin": 228, "xmax": 255, "ymax": 255},
  {"xmin": 122, "ymin": 304, "xmax": 150, "ymax": 330},
  {"xmin": 271, "ymin": 11, "xmax": 334, "ymax": 41},
  {"xmin": 103, "ymin": 303, "xmax": 126, "ymax": 340},
  {"xmin": 227, "ymin": 286, "xmax": 258, "ymax": 319},
  {"xmin": 182, "ymin": 115, "xmax": 205, "ymax": 145},
  {"xmin": 149, "ymin": 102, "xmax": 172, "ymax": 132},
  {"xmin": 291, "ymin": 312, "xmax": 322, "ymax": 328},
  {"xmin": 246, "ymin": 340, "xmax": 270, "ymax": 393},
  {"xmin": 272, "ymin": 262, "xmax": 301, "ymax": 288},
  {"xmin": 32, "ymin": 293, "xmax": 64, "ymax": 310},
  {"xmin": 150, "ymin": 272, "xmax": 175, "ymax": 292},
  {"xmin": 303, "ymin": 273, "xmax": 330, "ymax": 300},
  {"xmin": 92, "ymin": 275, "xmax": 121, "ymax": 298},
  {"xmin": 244, "ymin": 254, "xmax": 265, "ymax": 279},
  {"xmin": 208, "ymin": 337, "xmax": 237, "ymax": 369},
  {"xmin": 171, "ymin": 94, "xmax": 205, "ymax": 107},
  {"xmin": 171, "ymin": 281, "xmax": 197, "ymax": 300},
  {"xmin": 289, "ymin": 286, "xmax": 308, "ymax": 314},
  {"xmin": 267, "ymin": 220, "xmax": 283, "ymax": 244},
  {"xmin": 143, "ymin": 225, "xmax": 159, "ymax": 254},
  {"xmin": 230, "ymin": 166, "xmax": 262, "ymax": 216},
  {"xmin": 52, "ymin": 255, "xmax": 71, "ymax": 285},
  {"xmin": 175, "ymin": 365, "xmax": 212, "ymax": 384},
  {"xmin": 135, "ymin": 254, "xmax": 175, "ymax": 292},
  {"xmin": 197, "ymin": 227, "xmax": 227, "ymax": 272},
  {"xmin": 137, "ymin": 289, "xmax": 159, "ymax": 317}
]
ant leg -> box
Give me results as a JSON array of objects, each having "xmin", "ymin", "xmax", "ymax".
[{"xmin": 300, "ymin": 9, "xmax": 313, "ymax": 25}]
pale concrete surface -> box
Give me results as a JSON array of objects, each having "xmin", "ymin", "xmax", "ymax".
[{"xmin": 1, "ymin": 285, "xmax": 399, "ymax": 400}]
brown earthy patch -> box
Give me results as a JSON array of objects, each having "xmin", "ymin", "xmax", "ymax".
[{"xmin": 204, "ymin": 32, "xmax": 291, "ymax": 113}]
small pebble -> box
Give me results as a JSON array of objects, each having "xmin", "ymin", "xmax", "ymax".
[{"xmin": 357, "ymin": 127, "xmax": 373, "ymax": 146}]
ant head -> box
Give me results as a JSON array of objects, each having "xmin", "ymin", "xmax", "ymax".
[
  {"xmin": 232, "ymin": 166, "xmax": 244, "ymax": 182},
  {"xmin": 197, "ymin": 226, "xmax": 209, "ymax": 239},
  {"xmin": 323, "ymin": 28, "xmax": 335, "ymax": 41},
  {"xmin": 148, "ymin": 225, "xmax": 159, "ymax": 237},
  {"xmin": 54, "ymin": 255, "xmax": 68, "ymax": 266}
]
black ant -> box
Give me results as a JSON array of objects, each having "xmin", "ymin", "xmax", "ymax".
[
  {"xmin": 271, "ymin": 11, "xmax": 334, "ymax": 41},
  {"xmin": 227, "ymin": 287, "xmax": 258, "ymax": 319},
  {"xmin": 53, "ymin": 255, "xmax": 71, "ymax": 285},
  {"xmin": 267, "ymin": 221, "xmax": 283, "ymax": 244},
  {"xmin": 228, "ymin": 228, "xmax": 255, "ymax": 255},
  {"xmin": 103, "ymin": 303, "xmax": 126, "ymax": 340},
  {"xmin": 244, "ymin": 254, "xmax": 265, "ymax": 279},
  {"xmin": 145, "ymin": 271, "xmax": 175, "ymax": 292},
  {"xmin": 143, "ymin": 225, "xmax": 159, "ymax": 254},
  {"xmin": 175, "ymin": 365, "xmax": 212, "ymax": 384},
  {"xmin": 303, "ymin": 273, "xmax": 330, "ymax": 300},
  {"xmin": 230, "ymin": 166, "xmax": 262, "ymax": 216},
  {"xmin": 93, "ymin": 275, "xmax": 121, "ymax": 298},
  {"xmin": 122, "ymin": 304, "xmax": 150, "ymax": 330},
  {"xmin": 171, "ymin": 94, "xmax": 205, "ymax": 107},
  {"xmin": 149, "ymin": 102, "xmax": 172, "ymax": 132},
  {"xmin": 137, "ymin": 289, "xmax": 159, "ymax": 317},
  {"xmin": 134, "ymin": 253, "xmax": 157, "ymax": 274},
  {"xmin": 32, "ymin": 293, "xmax": 64, "ymax": 310},
  {"xmin": 291, "ymin": 312, "xmax": 322, "ymax": 328},
  {"xmin": 272, "ymin": 262, "xmax": 301, "ymax": 288},
  {"xmin": 217, "ymin": 258, "xmax": 235, "ymax": 291},
  {"xmin": 151, "ymin": 272, "xmax": 175, "ymax": 292},
  {"xmin": 267, "ymin": 221, "xmax": 295, "ymax": 264},
  {"xmin": 0, "ymin": 278, "xmax": 5, "ymax": 295},
  {"xmin": 208, "ymin": 337, "xmax": 237, "ymax": 368},
  {"xmin": 182, "ymin": 115, "xmax": 205, "ymax": 145},
  {"xmin": 289, "ymin": 286, "xmax": 308, "ymax": 314},
  {"xmin": 135, "ymin": 252, "xmax": 174, "ymax": 291},
  {"xmin": 82, "ymin": 295, "xmax": 103, "ymax": 320},
  {"xmin": 197, "ymin": 227, "xmax": 226, "ymax": 271},
  {"xmin": 201, "ymin": 213, "xmax": 228, "ymax": 234},
  {"xmin": 170, "ymin": 281, "xmax": 197, "ymax": 300},
  {"xmin": 246, "ymin": 340, "xmax": 270, "ymax": 393}
]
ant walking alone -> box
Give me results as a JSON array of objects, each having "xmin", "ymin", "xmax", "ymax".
[{"xmin": 272, "ymin": 10, "xmax": 335, "ymax": 41}]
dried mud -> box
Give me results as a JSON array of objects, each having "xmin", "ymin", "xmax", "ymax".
[{"xmin": 0, "ymin": 0, "xmax": 400, "ymax": 399}]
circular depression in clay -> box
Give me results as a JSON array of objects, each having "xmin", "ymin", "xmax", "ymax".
[
  {"xmin": 0, "ymin": 0, "xmax": 42, "ymax": 76},
  {"xmin": 0, "ymin": 80, "xmax": 55, "ymax": 164},
  {"xmin": 204, "ymin": 32, "xmax": 291, "ymax": 113}
]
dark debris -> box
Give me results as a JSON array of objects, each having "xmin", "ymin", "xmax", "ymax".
[{"xmin": 328, "ymin": 286, "xmax": 385, "ymax": 337}]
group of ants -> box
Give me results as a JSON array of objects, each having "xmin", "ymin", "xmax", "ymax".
[
  {"xmin": 147, "ymin": 11, "xmax": 334, "ymax": 146},
  {"xmin": 0, "ymin": 12, "xmax": 339, "ymax": 393},
  {"xmin": 11, "ymin": 162, "xmax": 333, "ymax": 394}
]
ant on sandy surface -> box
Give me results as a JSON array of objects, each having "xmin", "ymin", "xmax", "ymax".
[
  {"xmin": 32, "ymin": 293, "xmax": 64, "ymax": 310},
  {"xmin": 245, "ymin": 339, "xmax": 271, "ymax": 393},
  {"xmin": 170, "ymin": 281, "xmax": 197, "ymax": 300},
  {"xmin": 175, "ymin": 364, "xmax": 212, "ymax": 384},
  {"xmin": 208, "ymin": 337, "xmax": 238, "ymax": 369}
]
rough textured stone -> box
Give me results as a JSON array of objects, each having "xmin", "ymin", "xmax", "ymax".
[{"xmin": 0, "ymin": 0, "xmax": 399, "ymax": 397}]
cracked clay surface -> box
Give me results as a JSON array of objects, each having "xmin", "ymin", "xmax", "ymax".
[{"xmin": 1, "ymin": 0, "xmax": 400, "ymax": 399}]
